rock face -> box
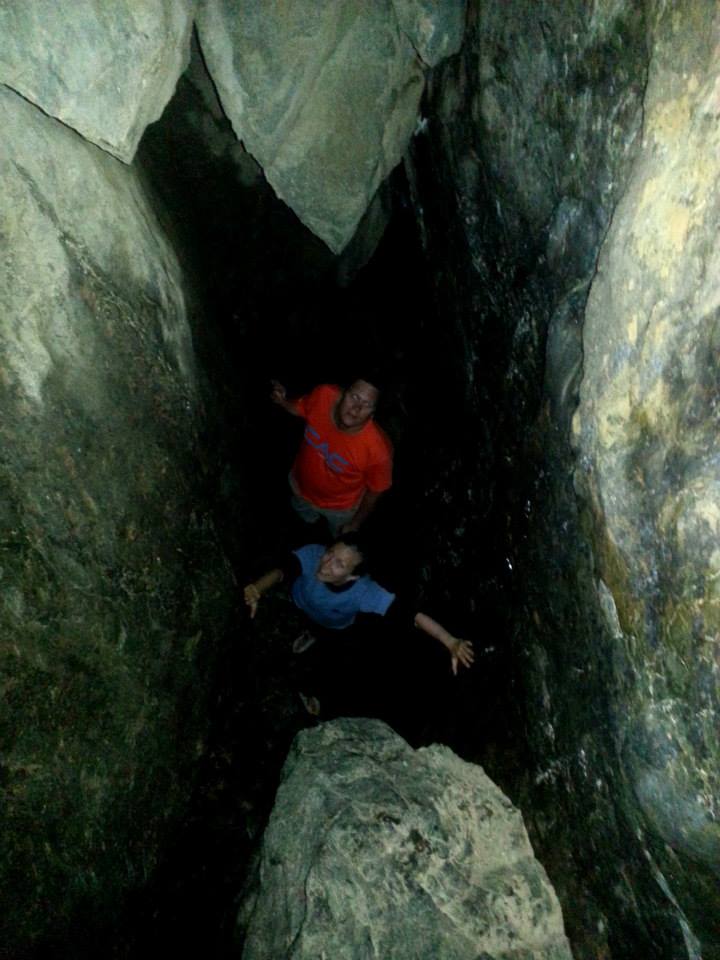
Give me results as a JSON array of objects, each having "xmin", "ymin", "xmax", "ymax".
[
  {"xmin": 404, "ymin": 0, "xmax": 720, "ymax": 957},
  {"xmin": 0, "ymin": 0, "xmax": 462, "ymax": 251},
  {"xmin": 4, "ymin": 1, "xmax": 720, "ymax": 957},
  {"xmin": 196, "ymin": 0, "xmax": 465, "ymax": 252},
  {"xmin": 575, "ymin": 1, "xmax": 720, "ymax": 947},
  {"xmin": 392, "ymin": 0, "xmax": 467, "ymax": 67},
  {"xmin": 0, "ymin": 84, "xmax": 233, "ymax": 951},
  {"xmin": 238, "ymin": 718, "xmax": 572, "ymax": 960},
  {"xmin": 0, "ymin": 0, "xmax": 194, "ymax": 162}
]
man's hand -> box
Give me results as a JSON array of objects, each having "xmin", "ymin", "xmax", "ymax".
[
  {"xmin": 270, "ymin": 380, "xmax": 302, "ymax": 416},
  {"xmin": 270, "ymin": 379, "xmax": 287, "ymax": 405},
  {"xmin": 244, "ymin": 583, "xmax": 261, "ymax": 618},
  {"xmin": 450, "ymin": 638, "xmax": 474, "ymax": 675}
]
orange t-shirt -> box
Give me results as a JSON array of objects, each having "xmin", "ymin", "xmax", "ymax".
[{"xmin": 291, "ymin": 384, "xmax": 393, "ymax": 510}]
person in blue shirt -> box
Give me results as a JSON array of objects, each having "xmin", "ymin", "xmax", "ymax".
[{"xmin": 243, "ymin": 534, "xmax": 474, "ymax": 684}]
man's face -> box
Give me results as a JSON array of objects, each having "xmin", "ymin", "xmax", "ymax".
[
  {"xmin": 316, "ymin": 543, "xmax": 362, "ymax": 586},
  {"xmin": 335, "ymin": 379, "xmax": 378, "ymax": 432}
]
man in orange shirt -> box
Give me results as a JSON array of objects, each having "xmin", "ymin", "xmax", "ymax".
[{"xmin": 270, "ymin": 376, "xmax": 393, "ymax": 535}]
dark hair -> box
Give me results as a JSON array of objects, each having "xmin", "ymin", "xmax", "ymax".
[
  {"xmin": 345, "ymin": 368, "xmax": 387, "ymax": 396},
  {"xmin": 328, "ymin": 531, "xmax": 370, "ymax": 576}
]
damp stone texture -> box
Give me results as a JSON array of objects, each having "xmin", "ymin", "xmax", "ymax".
[
  {"xmin": 0, "ymin": 83, "xmax": 233, "ymax": 952},
  {"xmin": 576, "ymin": 2, "xmax": 720, "ymax": 949},
  {"xmin": 0, "ymin": 0, "xmax": 194, "ymax": 162},
  {"xmin": 404, "ymin": 0, "xmax": 720, "ymax": 956},
  {"xmin": 196, "ymin": 0, "xmax": 465, "ymax": 252},
  {"xmin": 238, "ymin": 718, "xmax": 572, "ymax": 960},
  {"xmin": 0, "ymin": 0, "xmax": 464, "ymax": 248}
]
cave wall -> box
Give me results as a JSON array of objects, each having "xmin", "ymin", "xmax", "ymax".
[
  {"xmin": 576, "ymin": 3, "xmax": 720, "ymax": 952},
  {"xmin": 0, "ymin": 82, "xmax": 234, "ymax": 954},
  {"xmin": 406, "ymin": 1, "xmax": 720, "ymax": 958}
]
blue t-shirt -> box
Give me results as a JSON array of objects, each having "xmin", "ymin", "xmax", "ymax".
[{"xmin": 291, "ymin": 544, "xmax": 395, "ymax": 630}]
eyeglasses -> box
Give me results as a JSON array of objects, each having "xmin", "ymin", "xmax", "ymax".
[{"xmin": 347, "ymin": 391, "xmax": 376, "ymax": 410}]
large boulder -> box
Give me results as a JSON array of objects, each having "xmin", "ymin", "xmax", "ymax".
[
  {"xmin": 0, "ymin": 0, "xmax": 194, "ymax": 161},
  {"xmin": 196, "ymin": 0, "xmax": 465, "ymax": 253},
  {"xmin": 0, "ymin": 84, "xmax": 233, "ymax": 951},
  {"xmin": 238, "ymin": 718, "xmax": 572, "ymax": 960}
]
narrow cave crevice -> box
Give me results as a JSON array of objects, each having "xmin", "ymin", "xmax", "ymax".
[
  {"xmin": 5, "ymin": 6, "xmax": 720, "ymax": 959},
  {"xmin": 77, "ymin": 65, "xmax": 525, "ymax": 957}
]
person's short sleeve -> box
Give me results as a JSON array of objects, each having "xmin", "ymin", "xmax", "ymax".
[
  {"xmin": 359, "ymin": 579, "xmax": 395, "ymax": 616},
  {"xmin": 294, "ymin": 384, "xmax": 337, "ymax": 420},
  {"xmin": 293, "ymin": 544, "xmax": 324, "ymax": 576},
  {"xmin": 293, "ymin": 390, "xmax": 311, "ymax": 418}
]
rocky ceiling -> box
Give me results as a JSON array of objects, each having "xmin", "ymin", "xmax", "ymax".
[{"xmin": 0, "ymin": 0, "xmax": 464, "ymax": 252}]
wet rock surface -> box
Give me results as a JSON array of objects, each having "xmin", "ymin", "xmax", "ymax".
[{"xmin": 238, "ymin": 717, "xmax": 572, "ymax": 960}]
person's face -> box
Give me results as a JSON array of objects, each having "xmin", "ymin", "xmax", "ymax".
[
  {"xmin": 336, "ymin": 380, "xmax": 378, "ymax": 431},
  {"xmin": 316, "ymin": 543, "xmax": 362, "ymax": 586}
]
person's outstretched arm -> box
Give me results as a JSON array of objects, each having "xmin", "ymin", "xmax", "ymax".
[
  {"xmin": 244, "ymin": 568, "xmax": 284, "ymax": 618},
  {"xmin": 414, "ymin": 612, "xmax": 474, "ymax": 675},
  {"xmin": 270, "ymin": 380, "xmax": 302, "ymax": 416}
]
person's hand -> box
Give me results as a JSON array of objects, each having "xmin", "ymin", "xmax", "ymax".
[
  {"xmin": 450, "ymin": 638, "xmax": 474, "ymax": 675},
  {"xmin": 270, "ymin": 380, "xmax": 287, "ymax": 405},
  {"xmin": 244, "ymin": 583, "xmax": 261, "ymax": 618},
  {"xmin": 339, "ymin": 521, "xmax": 359, "ymax": 535}
]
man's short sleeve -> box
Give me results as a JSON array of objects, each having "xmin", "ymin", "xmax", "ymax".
[
  {"xmin": 294, "ymin": 384, "xmax": 336, "ymax": 419},
  {"xmin": 293, "ymin": 390, "xmax": 311, "ymax": 418}
]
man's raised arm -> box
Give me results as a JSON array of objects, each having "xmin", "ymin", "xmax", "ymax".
[{"xmin": 270, "ymin": 380, "xmax": 302, "ymax": 416}]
